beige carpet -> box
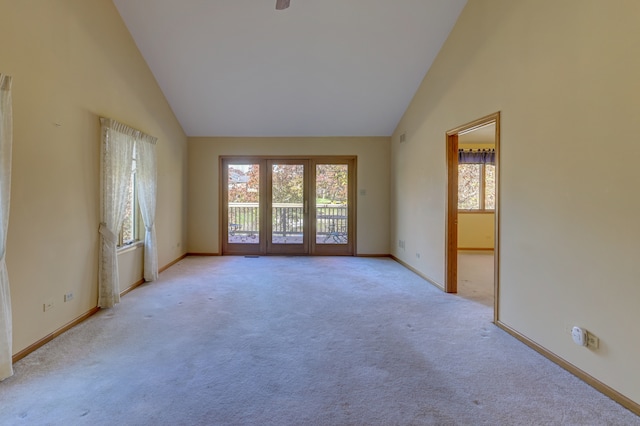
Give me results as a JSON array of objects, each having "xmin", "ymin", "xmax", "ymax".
[
  {"xmin": 457, "ymin": 250, "xmax": 494, "ymax": 309},
  {"xmin": 1, "ymin": 256, "xmax": 638, "ymax": 425}
]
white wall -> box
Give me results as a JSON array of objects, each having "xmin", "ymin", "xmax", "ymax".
[
  {"xmin": 188, "ymin": 137, "xmax": 390, "ymax": 255},
  {"xmin": 0, "ymin": 0, "xmax": 188, "ymax": 354},
  {"xmin": 391, "ymin": 0, "xmax": 640, "ymax": 405}
]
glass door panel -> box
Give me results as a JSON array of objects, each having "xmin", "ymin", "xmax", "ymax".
[
  {"xmin": 267, "ymin": 161, "xmax": 308, "ymax": 254},
  {"xmin": 310, "ymin": 159, "xmax": 354, "ymax": 256},
  {"xmin": 222, "ymin": 159, "xmax": 265, "ymax": 256},
  {"xmin": 315, "ymin": 164, "xmax": 348, "ymax": 245},
  {"xmin": 271, "ymin": 164, "xmax": 304, "ymax": 244},
  {"xmin": 227, "ymin": 164, "xmax": 260, "ymax": 244}
]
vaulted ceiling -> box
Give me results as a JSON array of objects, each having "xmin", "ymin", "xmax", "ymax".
[{"xmin": 113, "ymin": 0, "xmax": 467, "ymax": 137}]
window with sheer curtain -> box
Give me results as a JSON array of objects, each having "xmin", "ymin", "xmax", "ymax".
[
  {"xmin": 0, "ymin": 74, "xmax": 14, "ymax": 381},
  {"xmin": 99, "ymin": 118, "xmax": 157, "ymax": 308},
  {"xmin": 119, "ymin": 150, "xmax": 144, "ymax": 247}
]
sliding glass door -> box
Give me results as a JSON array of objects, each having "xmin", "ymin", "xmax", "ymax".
[
  {"xmin": 222, "ymin": 157, "xmax": 355, "ymax": 256},
  {"xmin": 311, "ymin": 162, "xmax": 353, "ymax": 255},
  {"xmin": 223, "ymin": 159, "xmax": 265, "ymax": 255}
]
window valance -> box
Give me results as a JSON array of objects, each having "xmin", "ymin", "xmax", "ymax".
[{"xmin": 458, "ymin": 149, "xmax": 495, "ymax": 164}]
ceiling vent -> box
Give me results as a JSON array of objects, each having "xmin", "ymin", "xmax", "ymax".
[{"xmin": 276, "ymin": 0, "xmax": 290, "ymax": 10}]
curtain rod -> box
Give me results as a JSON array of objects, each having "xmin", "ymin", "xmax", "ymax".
[{"xmin": 100, "ymin": 117, "xmax": 157, "ymax": 145}]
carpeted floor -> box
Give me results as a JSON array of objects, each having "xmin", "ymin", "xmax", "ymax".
[
  {"xmin": 457, "ymin": 250, "xmax": 494, "ymax": 310},
  {"xmin": 1, "ymin": 256, "xmax": 638, "ymax": 425}
]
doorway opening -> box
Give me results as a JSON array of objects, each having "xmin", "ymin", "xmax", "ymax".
[
  {"xmin": 446, "ymin": 113, "xmax": 500, "ymax": 322},
  {"xmin": 221, "ymin": 156, "xmax": 356, "ymax": 256}
]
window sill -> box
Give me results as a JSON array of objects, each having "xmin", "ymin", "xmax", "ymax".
[
  {"xmin": 117, "ymin": 240, "xmax": 144, "ymax": 254},
  {"xmin": 458, "ymin": 210, "xmax": 495, "ymax": 214}
]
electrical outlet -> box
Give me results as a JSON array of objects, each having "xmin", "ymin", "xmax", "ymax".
[
  {"xmin": 586, "ymin": 332, "xmax": 599, "ymax": 349},
  {"xmin": 43, "ymin": 299, "xmax": 54, "ymax": 312},
  {"xmin": 64, "ymin": 292, "xmax": 74, "ymax": 302}
]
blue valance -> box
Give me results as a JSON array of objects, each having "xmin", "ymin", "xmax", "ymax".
[{"xmin": 458, "ymin": 149, "xmax": 495, "ymax": 164}]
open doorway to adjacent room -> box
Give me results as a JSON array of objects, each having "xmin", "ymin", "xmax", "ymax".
[{"xmin": 446, "ymin": 113, "xmax": 500, "ymax": 322}]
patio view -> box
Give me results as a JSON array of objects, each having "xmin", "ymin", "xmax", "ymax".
[{"xmin": 228, "ymin": 163, "xmax": 349, "ymax": 245}]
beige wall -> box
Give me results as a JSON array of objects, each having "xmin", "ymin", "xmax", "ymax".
[
  {"xmin": 188, "ymin": 137, "xmax": 390, "ymax": 255},
  {"xmin": 391, "ymin": 0, "xmax": 640, "ymax": 405},
  {"xmin": 0, "ymin": 0, "xmax": 188, "ymax": 354},
  {"xmin": 118, "ymin": 246, "xmax": 144, "ymax": 294},
  {"xmin": 458, "ymin": 213, "xmax": 494, "ymax": 249}
]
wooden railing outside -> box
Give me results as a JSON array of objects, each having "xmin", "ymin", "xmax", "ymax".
[{"xmin": 228, "ymin": 203, "xmax": 347, "ymax": 240}]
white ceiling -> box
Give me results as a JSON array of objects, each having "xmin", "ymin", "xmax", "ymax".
[{"xmin": 113, "ymin": 0, "xmax": 467, "ymax": 137}]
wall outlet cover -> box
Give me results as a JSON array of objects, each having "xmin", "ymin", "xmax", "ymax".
[{"xmin": 586, "ymin": 332, "xmax": 599, "ymax": 349}]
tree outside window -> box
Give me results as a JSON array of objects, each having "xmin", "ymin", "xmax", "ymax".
[
  {"xmin": 119, "ymin": 152, "xmax": 140, "ymax": 246},
  {"xmin": 458, "ymin": 163, "xmax": 495, "ymax": 211}
]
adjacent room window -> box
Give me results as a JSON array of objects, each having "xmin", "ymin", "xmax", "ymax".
[
  {"xmin": 458, "ymin": 149, "xmax": 495, "ymax": 211},
  {"xmin": 119, "ymin": 150, "xmax": 140, "ymax": 247}
]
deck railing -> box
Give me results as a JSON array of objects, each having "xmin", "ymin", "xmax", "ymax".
[
  {"xmin": 228, "ymin": 203, "xmax": 347, "ymax": 238},
  {"xmin": 228, "ymin": 202, "xmax": 259, "ymax": 237}
]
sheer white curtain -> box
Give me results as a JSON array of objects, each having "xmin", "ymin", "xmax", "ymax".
[
  {"xmin": 135, "ymin": 134, "xmax": 158, "ymax": 282},
  {"xmin": 0, "ymin": 74, "xmax": 13, "ymax": 381},
  {"xmin": 99, "ymin": 118, "xmax": 136, "ymax": 308}
]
